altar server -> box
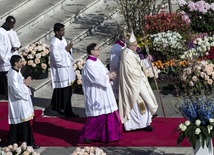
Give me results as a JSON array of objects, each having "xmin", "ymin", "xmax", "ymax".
[
  {"xmin": 6, "ymin": 55, "xmax": 39, "ymax": 149},
  {"xmin": 49, "ymin": 23, "xmax": 79, "ymax": 117},
  {"xmin": 0, "ymin": 16, "xmax": 16, "ymax": 97},
  {"xmin": 78, "ymin": 43, "xmax": 122, "ymax": 144}
]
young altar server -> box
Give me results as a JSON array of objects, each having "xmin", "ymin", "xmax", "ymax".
[
  {"xmin": 78, "ymin": 43, "xmax": 122, "ymax": 144},
  {"xmin": 6, "ymin": 55, "xmax": 39, "ymax": 149},
  {"xmin": 49, "ymin": 23, "xmax": 79, "ymax": 117}
]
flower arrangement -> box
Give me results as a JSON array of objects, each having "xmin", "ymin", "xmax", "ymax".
[
  {"xmin": 149, "ymin": 30, "xmax": 187, "ymax": 61},
  {"xmin": 144, "ymin": 11, "xmax": 190, "ymax": 36},
  {"xmin": 73, "ymin": 59, "xmax": 85, "ymax": 86},
  {"xmin": 180, "ymin": 60, "xmax": 214, "ymax": 95},
  {"xmin": 71, "ymin": 146, "xmax": 106, "ymax": 155},
  {"xmin": 20, "ymin": 42, "xmax": 50, "ymax": 77},
  {"xmin": 0, "ymin": 142, "xmax": 40, "ymax": 155},
  {"xmin": 176, "ymin": 95, "xmax": 214, "ymax": 149},
  {"xmin": 181, "ymin": 35, "xmax": 214, "ymax": 60},
  {"xmin": 178, "ymin": 0, "xmax": 214, "ymax": 33}
]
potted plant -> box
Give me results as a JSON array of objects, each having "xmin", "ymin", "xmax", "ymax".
[
  {"xmin": 175, "ymin": 95, "xmax": 214, "ymax": 155},
  {"xmin": 20, "ymin": 41, "xmax": 50, "ymax": 80},
  {"xmin": 71, "ymin": 146, "xmax": 106, "ymax": 155},
  {"xmin": 0, "ymin": 142, "xmax": 40, "ymax": 155}
]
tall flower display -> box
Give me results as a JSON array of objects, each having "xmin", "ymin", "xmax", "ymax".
[
  {"xmin": 176, "ymin": 96, "xmax": 214, "ymax": 149},
  {"xmin": 180, "ymin": 60, "xmax": 214, "ymax": 95},
  {"xmin": 178, "ymin": 0, "xmax": 214, "ymax": 33},
  {"xmin": 181, "ymin": 35, "xmax": 214, "ymax": 60},
  {"xmin": 149, "ymin": 30, "xmax": 187, "ymax": 61}
]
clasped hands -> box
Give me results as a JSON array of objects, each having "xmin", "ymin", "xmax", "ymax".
[
  {"xmin": 24, "ymin": 76, "xmax": 32, "ymax": 86},
  {"xmin": 108, "ymin": 71, "xmax": 117, "ymax": 81},
  {"xmin": 65, "ymin": 42, "xmax": 73, "ymax": 52}
]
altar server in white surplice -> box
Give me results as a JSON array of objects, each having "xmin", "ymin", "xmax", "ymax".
[
  {"xmin": 118, "ymin": 31, "xmax": 158, "ymax": 131},
  {"xmin": 6, "ymin": 55, "xmax": 39, "ymax": 149},
  {"xmin": 49, "ymin": 23, "xmax": 79, "ymax": 118},
  {"xmin": 8, "ymin": 28, "xmax": 22, "ymax": 55},
  {"xmin": 109, "ymin": 33, "xmax": 126, "ymax": 100},
  {"xmin": 78, "ymin": 43, "xmax": 122, "ymax": 144},
  {"xmin": 0, "ymin": 16, "xmax": 15, "ymax": 97}
]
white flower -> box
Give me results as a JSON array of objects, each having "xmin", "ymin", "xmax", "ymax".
[
  {"xmin": 208, "ymin": 125, "xmax": 213, "ymax": 131},
  {"xmin": 16, "ymin": 147, "xmax": 22, "ymax": 154},
  {"xmin": 195, "ymin": 128, "xmax": 201, "ymax": 135},
  {"xmin": 179, "ymin": 123, "xmax": 187, "ymax": 131},
  {"xmin": 184, "ymin": 120, "xmax": 191, "ymax": 126},
  {"xmin": 209, "ymin": 118, "xmax": 214, "ymax": 123},
  {"xmin": 195, "ymin": 120, "xmax": 201, "ymax": 126}
]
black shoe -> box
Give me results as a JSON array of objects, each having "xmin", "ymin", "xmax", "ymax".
[
  {"xmin": 31, "ymin": 144, "xmax": 40, "ymax": 149},
  {"xmin": 56, "ymin": 110, "xmax": 65, "ymax": 115},
  {"xmin": 152, "ymin": 114, "xmax": 158, "ymax": 119},
  {"xmin": 84, "ymin": 138, "xmax": 93, "ymax": 144},
  {"xmin": 65, "ymin": 112, "xmax": 79, "ymax": 118},
  {"xmin": 141, "ymin": 125, "xmax": 153, "ymax": 132}
]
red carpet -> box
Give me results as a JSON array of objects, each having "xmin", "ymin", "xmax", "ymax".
[{"xmin": 0, "ymin": 102, "xmax": 191, "ymax": 147}]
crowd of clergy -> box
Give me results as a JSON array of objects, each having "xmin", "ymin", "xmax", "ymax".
[{"xmin": 0, "ymin": 15, "xmax": 158, "ymax": 146}]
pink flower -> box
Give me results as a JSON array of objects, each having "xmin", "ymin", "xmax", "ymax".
[
  {"xmin": 208, "ymin": 79, "xmax": 213, "ymax": 85},
  {"xmin": 189, "ymin": 81, "xmax": 194, "ymax": 86},
  {"xmin": 41, "ymin": 63, "xmax": 47, "ymax": 70},
  {"xmin": 35, "ymin": 58, "xmax": 40, "ymax": 64},
  {"xmin": 192, "ymin": 76, "xmax": 198, "ymax": 82},
  {"xmin": 179, "ymin": 0, "xmax": 187, "ymax": 7},
  {"xmin": 27, "ymin": 60, "xmax": 34, "ymax": 66}
]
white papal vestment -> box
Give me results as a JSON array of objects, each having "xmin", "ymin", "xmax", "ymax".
[{"xmin": 119, "ymin": 48, "xmax": 158, "ymax": 131}]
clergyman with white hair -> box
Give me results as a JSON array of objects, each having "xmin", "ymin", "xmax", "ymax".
[{"xmin": 118, "ymin": 30, "xmax": 158, "ymax": 131}]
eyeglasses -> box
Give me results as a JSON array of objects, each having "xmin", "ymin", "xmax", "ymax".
[{"xmin": 130, "ymin": 44, "xmax": 138, "ymax": 47}]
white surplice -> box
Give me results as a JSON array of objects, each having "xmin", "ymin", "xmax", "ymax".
[
  {"xmin": 49, "ymin": 36, "xmax": 76, "ymax": 88},
  {"xmin": 82, "ymin": 57, "xmax": 118, "ymax": 117},
  {"xmin": 8, "ymin": 29, "xmax": 21, "ymax": 55},
  {"xmin": 119, "ymin": 48, "xmax": 158, "ymax": 131},
  {"xmin": 7, "ymin": 68, "xmax": 34, "ymax": 124},
  {"xmin": 0, "ymin": 27, "xmax": 12, "ymax": 71}
]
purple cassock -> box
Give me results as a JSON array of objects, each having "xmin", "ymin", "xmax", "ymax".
[{"xmin": 78, "ymin": 111, "xmax": 122, "ymax": 143}]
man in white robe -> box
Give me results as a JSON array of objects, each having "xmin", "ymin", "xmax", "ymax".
[
  {"xmin": 0, "ymin": 16, "xmax": 21, "ymax": 98},
  {"xmin": 109, "ymin": 33, "xmax": 126, "ymax": 100},
  {"xmin": 78, "ymin": 43, "xmax": 122, "ymax": 143},
  {"xmin": 49, "ymin": 23, "xmax": 79, "ymax": 117},
  {"xmin": 8, "ymin": 28, "xmax": 22, "ymax": 55},
  {"xmin": 118, "ymin": 31, "xmax": 158, "ymax": 131},
  {"xmin": 6, "ymin": 55, "xmax": 39, "ymax": 149}
]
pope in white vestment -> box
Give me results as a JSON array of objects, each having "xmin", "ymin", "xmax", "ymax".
[{"xmin": 118, "ymin": 31, "xmax": 158, "ymax": 131}]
